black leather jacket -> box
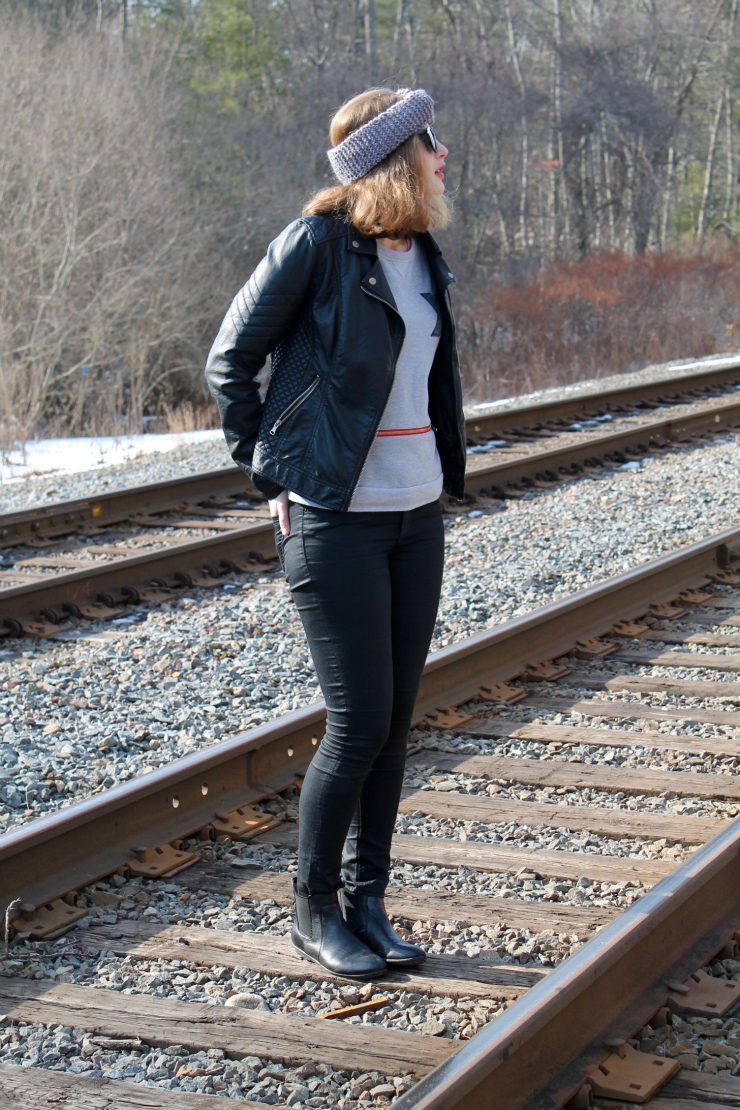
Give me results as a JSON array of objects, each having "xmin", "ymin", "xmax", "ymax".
[{"xmin": 205, "ymin": 213, "xmax": 466, "ymax": 510}]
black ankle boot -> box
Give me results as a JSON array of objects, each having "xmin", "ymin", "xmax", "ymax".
[
  {"xmin": 291, "ymin": 880, "xmax": 386, "ymax": 980},
  {"xmin": 340, "ymin": 890, "xmax": 426, "ymax": 967}
]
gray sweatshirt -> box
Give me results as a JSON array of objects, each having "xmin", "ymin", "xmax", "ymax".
[{"xmin": 290, "ymin": 235, "xmax": 443, "ymax": 512}]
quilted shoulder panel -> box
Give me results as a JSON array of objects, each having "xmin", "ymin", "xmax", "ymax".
[{"xmin": 301, "ymin": 213, "xmax": 349, "ymax": 245}]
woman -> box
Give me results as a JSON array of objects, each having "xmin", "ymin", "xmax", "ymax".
[{"xmin": 206, "ymin": 86, "xmax": 465, "ymax": 979}]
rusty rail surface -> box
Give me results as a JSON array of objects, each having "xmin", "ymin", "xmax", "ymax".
[
  {"xmin": 0, "ymin": 466, "xmax": 253, "ymax": 548},
  {"xmin": 0, "ymin": 519, "xmax": 277, "ymax": 628},
  {"xmin": 4, "ymin": 390, "xmax": 740, "ymax": 633}
]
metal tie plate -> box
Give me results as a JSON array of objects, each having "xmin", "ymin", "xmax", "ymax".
[
  {"xmin": 650, "ymin": 603, "xmax": 686, "ymax": 619},
  {"xmin": 524, "ymin": 660, "xmax": 571, "ymax": 680},
  {"xmin": 425, "ymin": 707, "xmax": 477, "ymax": 729},
  {"xmin": 611, "ymin": 620, "xmax": 651, "ymax": 638},
  {"xmin": 128, "ymin": 843, "xmax": 199, "ymax": 878},
  {"xmin": 211, "ymin": 805, "xmax": 280, "ymax": 840},
  {"xmin": 586, "ymin": 1043, "xmax": 679, "ymax": 1103},
  {"xmin": 574, "ymin": 637, "xmax": 618, "ymax": 659},
  {"xmin": 666, "ymin": 967, "xmax": 740, "ymax": 1016},
  {"xmin": 10, "ymin": 898, "xmax": 88, "ymax": 940},
  {"xmin": 479, "ymin": 681, "xmax": 526, "ymax": 704}
]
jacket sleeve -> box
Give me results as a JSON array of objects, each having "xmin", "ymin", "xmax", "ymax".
[{"xmin": 204, "ymin": 218, "xmax": 317, "ymax": 481}]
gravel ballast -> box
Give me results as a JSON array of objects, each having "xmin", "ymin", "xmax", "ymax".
[
  {"xmin": 1, "ymin": 429, "xmax": 740, "ymax": 829},
  {"xmin": 2, "ymin": 379, "xmax": 740, "ymax": 1102}
]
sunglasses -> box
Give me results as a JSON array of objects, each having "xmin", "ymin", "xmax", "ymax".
[{"xmin": 419, "ymin": 126, "xmax": 438, "ymax": 153}]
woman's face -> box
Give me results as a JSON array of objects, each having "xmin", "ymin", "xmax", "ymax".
[{"xmin": 420, "ymin": 132, "xmax": 449, "ymax": 196}]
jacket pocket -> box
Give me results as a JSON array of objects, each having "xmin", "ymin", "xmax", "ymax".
[{"xmin": 269, "ymin": 375, "xmax": 320, "ymax": 436}]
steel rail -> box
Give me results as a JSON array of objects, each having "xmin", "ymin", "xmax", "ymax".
[
  {"xmin": 0, "ymin": 467, "xmax": 253, "ymax": 549},
  {"xmin": 392, "ymin": 817, "xmax": 740, "ymax": 1110},
  {"xmin": 466, "ymin": 353, "xmax": 740, "ymax": 436},
  {"xmin": 0, "ymin": 519, "xmax": 277, "ymax": 627},
  {"xmin": 2, "ymin": 355, "xmax": 739, "ymax": 550},
  {"xmin": 1, "ymin": 522, "xmax": 738, "ymax": 925},
  {"xmin": 3, "ymin": 391, "xmax": 740, "ymax": 631},
  {"xmin": 463, "ymin": 390, "xmax": 740, "ymax": 494}
]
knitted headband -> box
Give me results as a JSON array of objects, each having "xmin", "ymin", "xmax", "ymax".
[{"xmin": 327, "ymin": 87, "xmax": 435, "ymax": 185}]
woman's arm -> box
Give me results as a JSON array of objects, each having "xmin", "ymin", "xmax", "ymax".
[{"xmin": 205, "ymin": 218, "xmax": 318, "ymax": 483}]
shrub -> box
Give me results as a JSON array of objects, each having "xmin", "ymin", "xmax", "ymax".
[{"xmin": 458, "ymin": 252, "xmax": 740, "ymax": 403}]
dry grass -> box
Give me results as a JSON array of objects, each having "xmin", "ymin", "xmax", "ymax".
[{"xmin": 154, "ymin": 401, "xmax": 221, "ymax": 434}]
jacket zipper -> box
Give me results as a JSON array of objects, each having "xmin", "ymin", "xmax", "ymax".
[
  {"xmin": 269, "ymin": 375, "xmax": 321, "ymax": 436},
  {"xmin": 351, "ymin": 286, "xmax": 406, "ymax": 495}
]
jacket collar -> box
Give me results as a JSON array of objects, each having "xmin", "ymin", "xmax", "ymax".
[{"xmin": 346, "ymin": 225, "xmax": 456, "ymax": 291}]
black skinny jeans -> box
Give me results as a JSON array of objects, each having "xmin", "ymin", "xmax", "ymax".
[{"xmin": 274, "ymin": 500, "xmax": 444, "ymax": 898}]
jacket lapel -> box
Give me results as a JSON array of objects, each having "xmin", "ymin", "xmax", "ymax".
[
  {"xmin": 347, "ymin": 225, "xmax": 455, "ymax": 315},
  {"xmin": 420, "ymin": 231, "xmax": 457, "ymax": 293},
  {"xmin": 360, "ymin": 258, "xmax": 399, "ymax": 314},
  {"xmin": 347, "ymin": 229, "xmax": 399, "ymax": 314}
]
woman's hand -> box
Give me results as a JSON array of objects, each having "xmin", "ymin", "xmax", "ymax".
[{"xmin": 269, "ymin": 490, "xmax": 291, "ymax": 537}]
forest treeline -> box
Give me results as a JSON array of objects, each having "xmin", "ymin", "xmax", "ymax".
[{"xmin": 2, "ymin": 0, "xmax": 740, "ymax": 446}]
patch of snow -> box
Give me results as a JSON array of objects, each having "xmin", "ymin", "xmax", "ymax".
[{"xmin": 0, "ymin": 431, "xmax": 223, "ymax": 484}]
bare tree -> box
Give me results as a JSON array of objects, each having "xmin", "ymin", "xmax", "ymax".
[
  {"xmin": 0, "ymin": 16, "xmax": 222, "ymax": 447},
  {"xmin": 4, "ymin": 0, "xmax": 740, "ymax": 437}
]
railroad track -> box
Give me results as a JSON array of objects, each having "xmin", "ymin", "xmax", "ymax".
[
  {"xmin": 3, "ymin": 356, "xmax": 740, "ymax": 638},
  {"xmin": 2, "ymin": 526, "xmax": 740, "ymax": 1107}
]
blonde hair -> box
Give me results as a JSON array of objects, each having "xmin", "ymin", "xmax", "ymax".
[{"xmin": 302, "ymin": 87, "xmax": 452, "ymax": 238}]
